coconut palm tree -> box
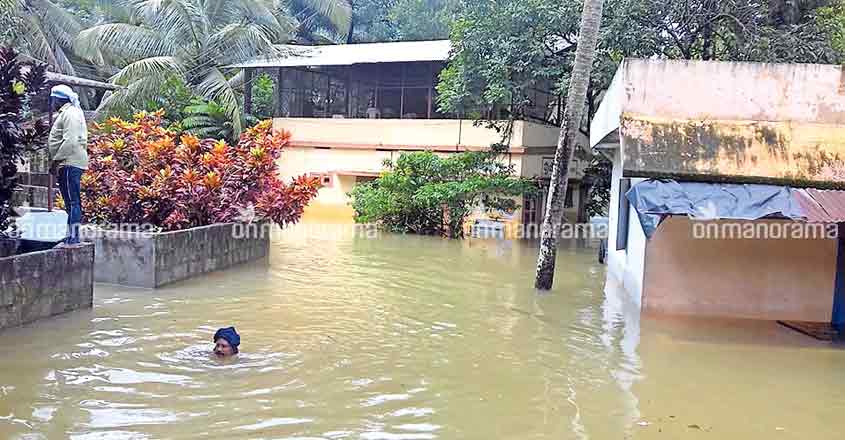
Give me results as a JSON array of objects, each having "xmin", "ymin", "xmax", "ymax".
[
  {"xmin": 74, "ymin": 0, "xmax": 352, "ymax": 135},
  {"xmin": 284, "ymin": 0, "xmax": 353, "ymax": 42},
  {"xmin": 534, "ymin": 0, "xmax": 605, "ymax": 290},
  {"xmin": 3, "ymin": 0, "xmax": 111, "ymax": 109},
  {"xmin": 4, "ymin": 0, "xmax": 88, "ymax": 76}
]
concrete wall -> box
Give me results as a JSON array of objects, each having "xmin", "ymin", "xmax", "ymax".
[
  {"xmin": 643, "ymin": 217, "xmax": 837, "ymax": 322},
  {"xmin": 520, "ymin": 151, "xmax": 587, "ymax": 180},
  {"xmin": 83, "ymin": 223, "xmax": 270, "ymax": 288},
  {"xmin": 278, "ymin": 145, "xmax": 530, "ymax": 224},
  {"xmin": 620, "ymin": 59, "xmax": 845, "ymax": 123},
  {"xmin": 605, "ymin": 148, "xmax": 648, "ymax": 307},
  {"xmin": 274, "ymin": 118, "xmax": 559, "ymax": 149},
  {"xmin": 0, "ymin": 244, "xmax": 94, "ymax": 330},
  {"xmin": 596, "ymin": 59, "xmax": 845, "ymax": 185}
]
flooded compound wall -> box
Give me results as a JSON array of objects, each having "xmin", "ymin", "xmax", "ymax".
[
  {"xmin": 642, "ymin": 216, "xmax": 837, "ymax": 322},
  {"xmin": 0, "ymin": 244, "xmax": 94, "ymax": 330}
]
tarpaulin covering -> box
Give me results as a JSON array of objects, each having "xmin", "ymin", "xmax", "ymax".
[{"xmin": 625, "ymin": 180, "xmax": 806, "ymax": 238}]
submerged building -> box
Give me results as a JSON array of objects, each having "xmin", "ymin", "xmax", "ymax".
[
  {"xmin": 591, "ymin": 58, "xmax": 845, "ymax": 328},
  {"xmin": 232, "ymin": 40, "xmax": 588, "ymax": 234}
]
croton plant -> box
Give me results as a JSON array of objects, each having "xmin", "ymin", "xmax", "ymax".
[{"xmin": 82, "ymin": 110, "xmax": 319, "ymax": 231}]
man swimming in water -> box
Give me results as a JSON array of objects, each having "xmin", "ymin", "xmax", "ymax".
[{"xmin": 213, "ymin": 327, "xmax": 240, "ymax": 357}]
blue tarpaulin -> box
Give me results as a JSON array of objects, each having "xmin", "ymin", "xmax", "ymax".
[{"xmin": 625, "ymin": 180, "xmax": 806, "ymax": 238}]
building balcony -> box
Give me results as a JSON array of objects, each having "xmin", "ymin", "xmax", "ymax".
[{"xmin": 272, "ymin": 117, "xmax": 562, "ymax": 153}]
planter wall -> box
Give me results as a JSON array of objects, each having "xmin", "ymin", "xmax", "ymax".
[
  {"xmin": 82, "ymin": 223, "xmax": 270, "ymax": 288},
  {"xmin": 0, "ymin": 244, "xmax": 94, "ymax": 331}
]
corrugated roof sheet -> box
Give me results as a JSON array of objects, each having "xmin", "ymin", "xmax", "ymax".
[
  {"xmin": 794, "ymin": 188, "xmax": 845, "ymax": 223},
  {"xmin": 228, "ymin": 40, "xmax": 452, "ymax": 69}
]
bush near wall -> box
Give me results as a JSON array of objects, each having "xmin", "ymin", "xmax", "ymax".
[{"xmin": 82, "ymin": 111, "xmax": 319, "ymax": 231}]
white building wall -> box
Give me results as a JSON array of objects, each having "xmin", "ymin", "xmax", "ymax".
[{"xmin": 605, "ymin": 148, "xmax": 646, "ymax": 307}]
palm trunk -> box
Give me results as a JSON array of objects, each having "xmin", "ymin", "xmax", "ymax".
[
  {"xmin": 347, "ymin": 1, "xmax": 356, "ymax": 44},
  {"xmin": 534, "ymin": 0, "xmax": 605, "ymax": 290}
]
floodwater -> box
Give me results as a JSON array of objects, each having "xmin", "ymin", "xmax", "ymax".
[{"xmin": 1, "ymin": 223, "xmax": 844, "ymax": 439}]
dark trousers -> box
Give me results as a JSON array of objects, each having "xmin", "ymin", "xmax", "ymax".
[{"xmin": 58, "ymin": 166, "xmax": 84, "ymax": 244}]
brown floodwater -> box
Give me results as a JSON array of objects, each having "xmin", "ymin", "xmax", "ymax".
[{"xmin": 0, "ymin": 223, "xmax": 844, "ymax": 439}]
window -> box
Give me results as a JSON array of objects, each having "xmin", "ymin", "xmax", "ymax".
[
  {"xmin": 308, "ymin": 173, "xmax": 333, "ymax": 188},
  {"xmin": 564, "ymin": 185, "xmax": 574, "ymax": 208},
  {"xmin": 616, "ymin": 178, "xmax": 631, "ymax": 251},
  {"xmin": 328, "ymin": 79, "xmax": 347, "ymax": 117},
  {"xmin": 402, "ymin": 88, "xmax": 429, "ymax": 119},
  {"xmin": 523, "ymin": 194, "xmax": 539, "ymax": 225},
  {"xmin": 378, "ymin": 89, "xmax": 402, "ymax": 118}
]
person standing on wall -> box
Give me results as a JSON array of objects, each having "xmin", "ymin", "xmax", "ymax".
[{"xmin": 48, "ymin": 85, "xmax": 89, "ymax": 246}]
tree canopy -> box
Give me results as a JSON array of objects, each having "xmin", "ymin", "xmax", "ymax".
[
  {"xmin": 438, "ymin": 0, "xmax": 842, "ymax": 127},
  {"xmin": 350, "ymin": 0, "xmax": 459, "ymax": 42}
]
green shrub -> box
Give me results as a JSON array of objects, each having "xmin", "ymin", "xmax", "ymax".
[{"xmin": 350, "ymin": 146, "xmax": 537, "ymax": 238}]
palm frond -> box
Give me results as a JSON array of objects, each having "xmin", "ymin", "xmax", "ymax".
[
  {"xmin": 74, "ymin": 23, "xmax": 181, "ymax": 65},
  {"xmin": 205, "ymin": 23, "xmax": 281, "ymax": 67},
  {"xmin": 51, "ymin": 43, "xmax": 77, "ymax": 76},
  {"xmin": 129, "ymin": 0, "xmax": 208, "ymax": 48},
  {"xmin": 182, "ymin": 115, "xmax": 217, "ymax": 127},
  {"xmin": 233, "ymin": 0, "xmax": 295, "ymax": 40},
  {"xmin": 16, "ymin": 14, "xmax": 60, "ymax": 68},
  {"xmin": 29, "ymin": 0, "xmax": 83, "ymax": 49},
  {"xmin": 97, "ymin": 73, "xmax": 167, "ymax": 116},
  {"xmin": 227, "ymin": 70, "xmax": 245, "ymax": 89},
  {"xmin": 110, "ymin": 56, "xmax": 184, "ymax": 86},
  {"xmin": 194, "ymin": 67, "xmax": 244, "ymax": 137},
  {"xmin": 93, "ymin": 0, "xmax": 135, "ymax": 22},
  {"xmin": 289, "ymin": 0, "xmax": 352, "ymax": 37}
]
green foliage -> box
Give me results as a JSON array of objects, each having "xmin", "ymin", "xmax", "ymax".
[
  {"xmin": 56, "ymin": 0, "xmax": 100, "ymax": 25},
  {"xmin": 387, "ymin": 0, "xmax": 458, "ymax": 41},
  {"xmin": 350, "ymin": 0, "xmax": 458, "ymax": 42},
  {"xmin": 350, "ymin": 0, "xmax": 398, "ymax": 42},
  {"xmin": 181, "ymin": 100, "xmax": 240, "ymax": 145},
  {"xmin": 135, "ymin": 76, "xmax": 195, "ymax": 125},
  {"xmin": 251, "ymin": 73, "xmax": 276, "ymax": 119},
  {"xmin": 440, "ymin": 0, "xmax": 841, "ymax": 120},
  {"xmin": 349, "ymin": 148, "xmax": 537, "ymax": 238},
  {"xmin": 436, "ymin": 0, "xmax": 577, "ymax": 119},
  {"xmin": 5, "ymin": 0, "xmax": 102, "ymax": 83},
  {"xmin": 818, "ymin": 0, "xmax": 845, "ymax": 61},
  {"xmin": 583, "ymin": 154, "xmax": 611, "ymax": 218},
  {"xmin": 73, "ymin": 1, "xmax": 348, "ymax": 137},
  {"xmin": 284, "ymin": 0, "xmax": 354, "ymax": 42},
  {"xmin": 0, "ymin": 47, "xmax": 48, "ymax": 236}
]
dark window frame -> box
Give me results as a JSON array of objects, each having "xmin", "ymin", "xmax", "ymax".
[{"xmin": 616, "ymin": 178, "xmax": 631, "ymax": 251}]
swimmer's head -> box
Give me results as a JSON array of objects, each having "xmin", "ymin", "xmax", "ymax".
[{"xmin": 213, "ymin": 327, "xmax": 240, "ymax": 357}]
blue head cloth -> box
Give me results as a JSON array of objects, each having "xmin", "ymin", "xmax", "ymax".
[
  {"xmin": 213, "ymin": 327, "xmax": 241, "ymax": 351},
  {"xmin": 50, "ymin": 85, "xmax": 81, "ymax": 108}
]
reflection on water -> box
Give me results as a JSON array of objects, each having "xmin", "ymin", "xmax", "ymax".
[{"xmin": 0, "ymin": 224, "xmax": 844, "ymax": 439}]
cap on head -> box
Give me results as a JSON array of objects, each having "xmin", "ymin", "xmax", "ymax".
[{"xmin": 213, "ymin": 326, "xmax": 241, "ymax": 351}]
